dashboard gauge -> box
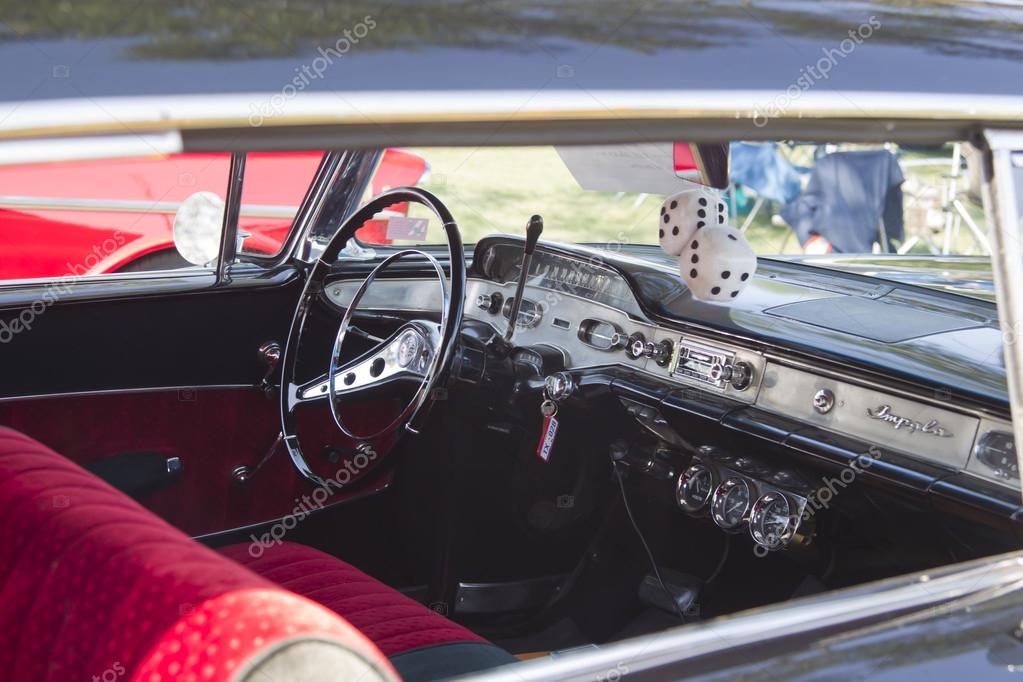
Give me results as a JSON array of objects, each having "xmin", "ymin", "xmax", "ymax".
[
  {"xmin": 749, "ymin": 492, "xmax": 795, "ymax": 551},
  {"xmin": 482, "ymin": 244, "xmax": 634, "ymax": 310},
  {"xmin": 396, "ymin": 330, "xmax": 422, "ymax": 369},
  {"xmin": 578, "ymin": 319, "xmax": 623, "ymax": 351},
  {"xmin": 676, "ymin": 464, "xmax": 716, "ymax": 513},
  {"xmin": 711, "ymin": 477, "xmax": 753, "ymax": 531},
  {"xmin": 974, "ymin": 430, "xmax": 1018, "ymax": 481},
  {"xmin": 502, "ymin": 297, "xmax": 543, "ymax": 328}
]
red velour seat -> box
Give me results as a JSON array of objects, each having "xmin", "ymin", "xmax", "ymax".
[
  {"xmin": 218, "ymin": 542, "xmax": 484, "ymax": 656},
  {"xmin": 217, "ymin": 542, "xmax": 517, "ymax": 679},
  {"xmin": 0, "ymin": 426, "xmax": 395, "ymax": 682}
]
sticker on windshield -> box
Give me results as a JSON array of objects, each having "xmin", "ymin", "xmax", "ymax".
[{"xmin": 386, "ymin": 216, "xmax": 429, "ymax": 241}]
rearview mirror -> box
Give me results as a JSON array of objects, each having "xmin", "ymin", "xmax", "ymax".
[
  {"xmin": 675, "ymin": 142, "xmax": 730, "ymax": 190},
  {"xmin": 173, "ymin": 191, "xmax": 224, "ymax": 266}
]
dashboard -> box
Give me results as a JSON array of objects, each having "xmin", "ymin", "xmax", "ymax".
[{"xmin": 324, "ymin": 236, "xmax": 1021, "ymax": 550}]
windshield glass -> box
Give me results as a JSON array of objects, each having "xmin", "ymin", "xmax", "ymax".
[{"xmin": 358, "ymin": 142, "xmax": 993, "ymax": 299}]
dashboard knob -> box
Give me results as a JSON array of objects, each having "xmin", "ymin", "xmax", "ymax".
[
  {"xmin": 708, "ymin": 361, "xmax": 753, "ymax": 390},
  {"xmin": 626, "ymin": 333, "xmax": 647, "ymax": 360},
  {"xmin": 708, "ymin": 362, "xmax": 731, "ymax": 384},
  {"xmin": 637, "ymin": 339, "xmax": 673, "ymax": 366},
  {"xmin": 730, "ymin": 361, "xmax": 753, "ymax": 390},
  {"xmin": 625, "ymin": 333, "xmax": 674, "ymax": 366},
  {"xmin": 476, "ymin": 292, "xmax": 503, "ymax": 314},
  {"xmin": 544, "ymin": 372, "xmax": 576, "ymax": 401},
  {"xmin": 649, "ymin": 339, "xmax": 674, "ymax": 367}
]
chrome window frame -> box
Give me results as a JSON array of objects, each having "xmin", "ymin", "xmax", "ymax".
[{"xmin": 983, "ymin": 129, "xmax": 1023, "ymax": 501}]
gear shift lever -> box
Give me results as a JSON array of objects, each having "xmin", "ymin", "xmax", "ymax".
[{"xmin": 504, "ymin": 215, "xmax": 543, "ymax": 343}]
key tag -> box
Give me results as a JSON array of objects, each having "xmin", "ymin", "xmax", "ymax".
[{"xmin": 537, "ymin": 394, "xmax": 559, "ymax": 463}]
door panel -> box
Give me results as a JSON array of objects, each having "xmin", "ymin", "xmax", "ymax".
[
  {"xmin": 0, "ymin": 388, "xmax": 394, "ymax": 535},
  {"xmin": 0, "ymin": 268, "xmax": 398, "ymax": 535},
  {"xmin": 0, "ymin": 268, "xmax": 299, "ymax": 397}
]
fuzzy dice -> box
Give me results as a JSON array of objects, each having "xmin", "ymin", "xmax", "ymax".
[
  {"xmin": 658, "ymin": 186, "xmax": 729, "ymax": 256},
  {"xmin": 679, "ymin": 225, "xmax": 757, "ymax": 302}
]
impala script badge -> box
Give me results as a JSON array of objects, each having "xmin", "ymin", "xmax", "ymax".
[{"xmin": 866, "ymin": 404, "xmax": 953, "ymax": 438}]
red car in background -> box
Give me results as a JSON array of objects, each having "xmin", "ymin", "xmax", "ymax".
[{"xmin": 0, "ymin": 148, "xmax": 427, "ymax": 279}]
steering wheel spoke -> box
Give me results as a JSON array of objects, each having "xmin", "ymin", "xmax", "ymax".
[{"xmin": 295, "ymin": 322, "xmax": 439, "ymax": 404}]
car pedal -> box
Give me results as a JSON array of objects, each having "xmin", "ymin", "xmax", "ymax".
[
  {"xmin": 454, "ymin": 574, "xmax": 566, "ymax": 615},
  {"xmin": 637, "ymin": 568, "xmax": 701, "ymax": 618}
]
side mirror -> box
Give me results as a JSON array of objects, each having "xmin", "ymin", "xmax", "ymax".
[{"xmin": 173, "ymin": 191, "xmax": 225, "ymax": 266}]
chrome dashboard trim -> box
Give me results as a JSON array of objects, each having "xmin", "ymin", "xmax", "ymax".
[
  {"xmin": 324, "ymin": 267, "xmax": 1014, "ymax": 488},
  {"xmin": 326, "ymin": 275, "xmax": 766, "ymax": 402},
  {"xmin": 756, "ymin": 363, "xmax": 978, "ymax": 469},
  {"xmin": 326, "ymin": 277, "xmax": 444, "ymax": 313},
  {"xmin": 865, "ymin": 404, "xmax": 955, "ymax": 438}
]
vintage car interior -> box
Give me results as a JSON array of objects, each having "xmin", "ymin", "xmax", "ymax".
[{"xmin": 1, "ymin": 140, "xmax": 1021, "ymax": 681}]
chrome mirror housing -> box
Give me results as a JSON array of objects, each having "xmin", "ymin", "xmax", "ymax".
[{"xmin": 173, "ymin": 191, "xmax": 225, "ymax": 266}]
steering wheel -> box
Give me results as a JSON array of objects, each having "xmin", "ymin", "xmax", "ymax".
[{"xmin": 279, "ymin": 188, "xmax": 465, "ymax": 486}]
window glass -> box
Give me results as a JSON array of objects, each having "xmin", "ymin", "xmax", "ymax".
[
  {"xmin": 0, "ymin": 152, "xmax": 230, "ymax": 281},
  {"xmin": 357, "ymin": 143, "xmax": 990, "ymax": 259},
  {"xmin": 238, "ymin": 151, "xmax": 323, "ymax": 257}
]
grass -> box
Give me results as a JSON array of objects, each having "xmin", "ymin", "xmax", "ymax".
[{"xmin": 397, "ymin": 145, "xmax": 987, "ymax": 256}]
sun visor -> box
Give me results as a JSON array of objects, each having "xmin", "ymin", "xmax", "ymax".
[{"xmin": 556, "ymin": 142, "xmax": 727, "ymax": 194}]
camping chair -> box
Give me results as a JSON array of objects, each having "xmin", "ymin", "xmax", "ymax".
[
  {"xmin": 899, "ymin": 143, "xmax": 990, "ymax": 255},
  {"xmin": 780, "ymin": 149, "xmax": 905, "ymax": 254},
  {"xmin": 729, "ymin": 142, "xmax": 809, "ymax": 233}
]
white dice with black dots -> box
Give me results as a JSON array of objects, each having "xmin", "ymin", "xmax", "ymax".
[
  {"xmin": 679, "ymin": 225, "xmax": 757, "ymax": 302},
  {"xmin": 658, "ymin": 187, "xmax": 729, "ymax": 256}
]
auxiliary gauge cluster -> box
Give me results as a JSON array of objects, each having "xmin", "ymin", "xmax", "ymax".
[{"xmin": 675, "ymin": 448, "xmax": 812, "ymax": 552}]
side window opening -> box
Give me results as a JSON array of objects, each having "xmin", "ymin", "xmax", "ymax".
[
  {"xmin": 0, "ymin": 150, "xmax": 324, "ymax": 283},
  {"xmin": 0, "ymin": 152, "xmax": 232, "ymax": 281}
]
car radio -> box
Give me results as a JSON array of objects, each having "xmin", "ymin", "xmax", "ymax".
[{"xmin": 670, "ymin": 337, "xmax": 753, "ymax": 391}]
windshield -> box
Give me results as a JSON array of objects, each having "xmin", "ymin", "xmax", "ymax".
[{"xmin": 358, "ymin": 142, "xmax": 993, "ymax": 298}]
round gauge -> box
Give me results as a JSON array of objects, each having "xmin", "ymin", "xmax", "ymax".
[
  {"xmin": 711, "ymin": 477, "xmax": 753, "ymax": 531},
  {"xmin": 676, "ymin": 464, "xmax": 716, "ymax": 513},
  {"xmin": 502, "ymin": 297, "xmax": 543, "ymax": 329},
  {"xmin": 749, "ymin": 492, "xmax": 795, "ymax": 551},
  {"xmin": 396, "ymin": 330, "xmax": 422, "ymax": 368},
  {"xmin": 974, "ymin": 430, "xmax": 1018, "ymax": 481},
  {"xmin": 577, "ymin": 319, "xmax": 622, "ymax": 351}
]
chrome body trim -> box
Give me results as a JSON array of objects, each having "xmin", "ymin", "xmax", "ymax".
[
  {"xmin": 466, "ymin": 552, "xmax": 1023, "ymax": 682},
  {"xmin": 0, "ymin": 384, "xmax": 256, "ymax": 403},
  {"xmin": 0, "ymin": 195, "xmax": 299, "ymax": 219},
  {"xmin": 191, "ymin": 475, "xmax": 393, "ymax": 544},
  {"xmin": 3, "ymin": 90, "xmax": 1023, "ymax": 147},
  {"xmin": 984, "ymin": 130, "xmax": 1023, "ymax": 502}
]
